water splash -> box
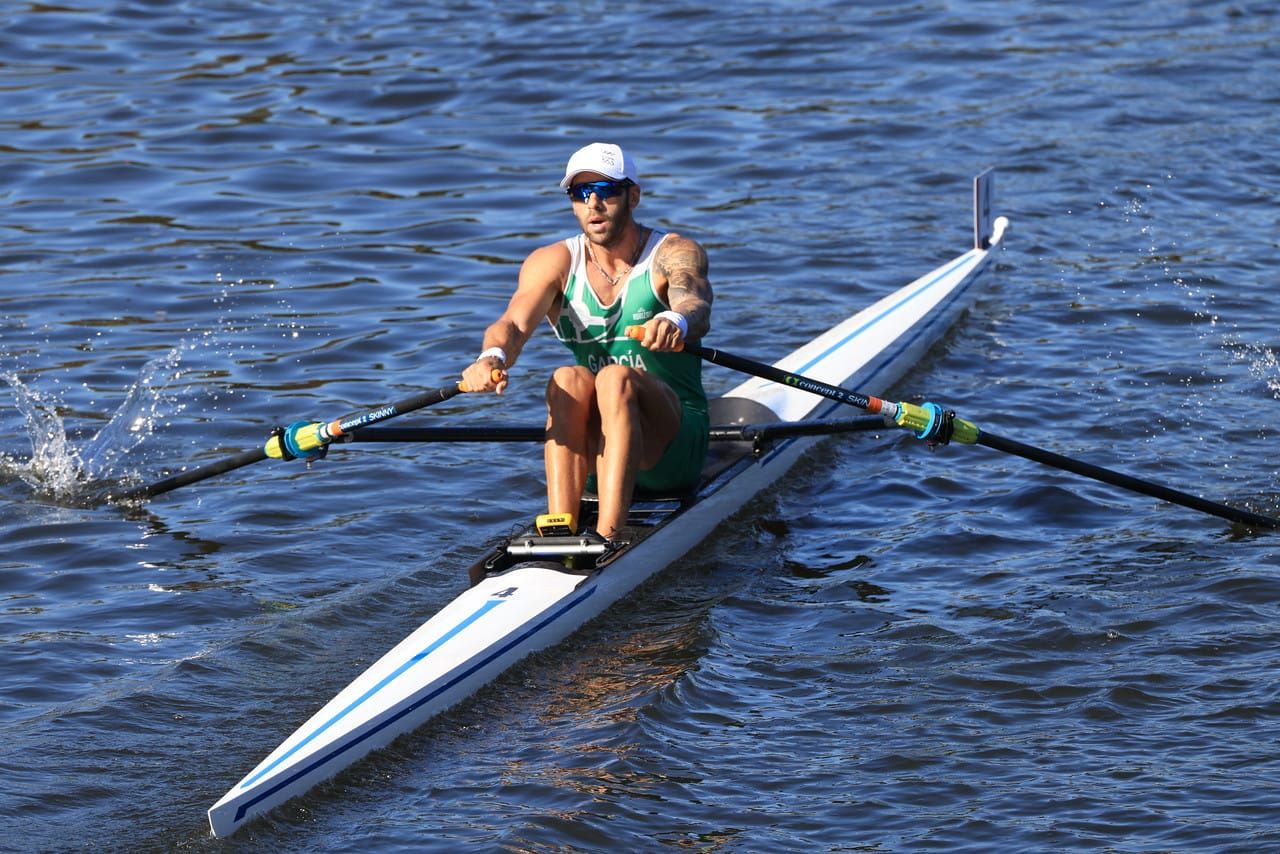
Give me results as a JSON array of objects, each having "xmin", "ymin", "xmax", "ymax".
[
  {"xmin": 1, "ymin": 350, "xmax": 183, "ymax": 499},
  {"xmin": 0, "ymin": 271, "xmax": 316, "ymax": 503},
  {"xmin": 1228, "ymin": 340, "xmax": 1280, "ymax": 400},
  {"xmin": 2, "ymin": 375, "xmax": 80, "ymax": 495}
]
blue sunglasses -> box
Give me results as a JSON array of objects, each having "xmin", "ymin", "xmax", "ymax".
[{"xmin": 566, "ymin": 179, "xmax": 633, "ymax": 202}]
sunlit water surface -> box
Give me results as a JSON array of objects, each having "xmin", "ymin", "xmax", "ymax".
[{"xmin": 2, "ymin": 1, "xmax": 1278, "ymax": 851}]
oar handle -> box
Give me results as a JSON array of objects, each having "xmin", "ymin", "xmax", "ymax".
[
  {"xmin": 625, "ymin": 324, "xmax": 684, "ymax": 351},
  {"xmin": 462, "ymin": 368, "xmax": 506, "ymax": 393},
  {"xmin": 265, "ymin": 369, "xmax": 505, "ymax": 460}
]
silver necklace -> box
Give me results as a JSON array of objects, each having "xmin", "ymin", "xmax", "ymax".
[{"xmin": 586, "ymin": 229, "xmax": 647, "ymax": 288}]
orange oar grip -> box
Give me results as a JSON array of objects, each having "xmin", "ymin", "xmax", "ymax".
[
  {"xmin": 624, "ymin": 324, "xmax": 685, "ymax": 352},
  {"xmin": 460, "ymin": 368, "xmax": 506, "ymax": 393}
]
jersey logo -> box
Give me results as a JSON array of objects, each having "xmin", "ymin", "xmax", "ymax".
[
  {"xmin": 559, "ymin": 310, "xmax": 612, "ymax": 343},
  {"xmin": 588, "ymin": 352, "xmax": 648, "ymax": 373}
]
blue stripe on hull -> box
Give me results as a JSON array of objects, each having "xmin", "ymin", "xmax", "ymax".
[
  {"xmin": 230, "ymin": 582, "xmax": 598, "ymax": 823},
  {"xmin": 241, "ymin": 598, "xmax": 507, "ymax": 790},
  {"xmin": 754, "ymin": 251, "xmax": 986, "ymax": 469},
  {"xmin": 795, "ymin": 251, "xmax": 975, "ymax": 376},
  {"xmin": 217, "ymin": 233, "xmax": 1001, "ymax": 832}
]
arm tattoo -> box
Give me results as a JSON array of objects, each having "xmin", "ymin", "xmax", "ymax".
[{"xmin": 655, "ymin": 238, "xmax": 713, "ymax": 339}]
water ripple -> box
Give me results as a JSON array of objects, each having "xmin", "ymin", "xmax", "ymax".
[{"xmin": 3, "ymin": 0, "xmax": 1280, "ymax": 850}]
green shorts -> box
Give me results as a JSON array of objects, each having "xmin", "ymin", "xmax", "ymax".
[
  {"xmin": 637, "ymin": 403, "xmax": 709, "ymax": 494},
  {"xmin": 587, "ymin": 403, "xmax": 710, "ymax": 496}
]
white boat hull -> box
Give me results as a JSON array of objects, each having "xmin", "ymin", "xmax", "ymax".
[{"xmin": 208, "ymin": 189, "xmax": 1008, "ymax": 837}]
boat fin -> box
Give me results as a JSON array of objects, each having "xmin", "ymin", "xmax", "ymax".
[{"xmin": 973, "ymin": 168, "xmax": 995, "ymax": 250}]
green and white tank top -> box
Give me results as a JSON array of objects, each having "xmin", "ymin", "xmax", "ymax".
[{"xmin": 551, "ymin": 230, "xmax": 707, "ymax": 413}]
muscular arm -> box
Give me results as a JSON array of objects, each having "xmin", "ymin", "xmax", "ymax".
[
  {"xmin": 648, "ymin": 234, "xmax": 712, "ymax": 349},
  {"xmin": 462, "ymin": 242, "xmax": 568, "ymax": 393}
]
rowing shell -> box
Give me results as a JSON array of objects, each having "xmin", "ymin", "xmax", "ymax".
[{"xmin": 208, "ymin": 173, "xmax": 1009, "ymax": 837}]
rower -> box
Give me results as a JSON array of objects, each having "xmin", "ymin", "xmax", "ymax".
[{"xmin": 460, "ymin": 142, "xmax": 714, "ymax": 542}]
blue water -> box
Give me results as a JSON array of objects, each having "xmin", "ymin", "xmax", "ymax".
[{"xmin": 3, "ymin": 1, "xmax": 1279, "ymax": 850}]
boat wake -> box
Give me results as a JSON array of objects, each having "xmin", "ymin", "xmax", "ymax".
[{"xmin": 1, "ymin": 350, "xmax": 184, "ymax": 502}]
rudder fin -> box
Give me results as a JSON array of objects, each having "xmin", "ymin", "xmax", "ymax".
[{"xmin": 973, "ymin": 168, "xmax": 995, "ymax": 250}]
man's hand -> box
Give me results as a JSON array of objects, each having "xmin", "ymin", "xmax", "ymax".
[
  {"xmin": 635, "ymin": 312, "xmax": 687, "ymax": 352},
  {"xmin": 462, "ymin": 355, "xmax": 508, "ymax": 394}
]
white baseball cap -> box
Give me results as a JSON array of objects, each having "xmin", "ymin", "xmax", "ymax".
[{"xmin": 558, "ymin": 142, "xmax": 638, "ymax": 189}]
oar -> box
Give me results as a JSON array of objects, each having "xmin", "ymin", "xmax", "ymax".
[
  {"xmin": 345, "ymin": 416, "xmax": 885, "ymax": 446},
  {"xmin": 120, "ymin": 372, "xmax": 501, "ymax": 501},
  {"xmin": 627, "ymin": 329, "xmax": 1280, "ymax": 530}
]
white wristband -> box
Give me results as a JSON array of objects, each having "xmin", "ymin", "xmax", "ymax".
[
  {"xmin": 655, "ymin": 310, "xmax": 688, "ymax": 338},
  {"xmin": 477, "ymin": 346, "xmax": 507, "ymax": 364}
]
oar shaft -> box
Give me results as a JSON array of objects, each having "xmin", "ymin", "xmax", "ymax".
[
  {"xmin": 123, "ymin": 448, "xmax": 267, "ymax": 500},
  {"xmin": 325, "ymin": 385, "xmax": 466, "ymax": 439},
  {"xmin": 687, "ymin": 344, "xmax": 885, "ymax": 414},
  {"xmin": 978, "ymin": 431, "xmax": 1280, "ymax": 529},
  {"xmin": 124, "ymin": 374, "xmax": 501, "ymax": 502},
  {"xmin": 284, "ymin": 371, "xmax": 503, "ymax": 454}
]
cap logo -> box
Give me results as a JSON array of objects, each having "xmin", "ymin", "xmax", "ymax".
[{"xmin": 560, "ymin": 142, "xmax": 635, "ymax": 189}]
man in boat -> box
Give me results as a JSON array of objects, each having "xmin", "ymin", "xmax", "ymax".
[{"xmin": 461, "ymin": 142, "xmax": 713, "ymax": 542}]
